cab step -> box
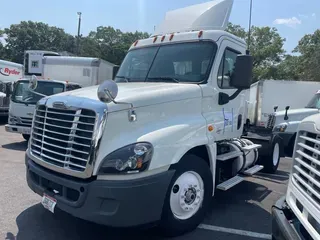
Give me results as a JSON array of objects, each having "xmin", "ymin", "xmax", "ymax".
[
  {"xmin": 217, "ymin": 151, "xmax": 243, "ymax": 161},
  {"xmin": 216, "ymin": 175, "xmax": 244, "ymax": 191},
  {"xmin": 243, "ymin": 165, "xmax": 264, "ymax": 176},
  {"xmin": 241, "ymin": 144, "xmax": 262, "ymax": 151}
]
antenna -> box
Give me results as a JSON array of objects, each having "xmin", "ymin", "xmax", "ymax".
[{"xmin": 246, "ymin": 0, "xmax": 253, "ymax": 55}]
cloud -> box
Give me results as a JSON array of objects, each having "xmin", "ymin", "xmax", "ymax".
[
  {"xmin": 273, "ymin": 17, "xmax": 302, "ymax": 28},
  {"xmin": 298, "ymin": 14, "xmax": 308, "ymax": 19}
]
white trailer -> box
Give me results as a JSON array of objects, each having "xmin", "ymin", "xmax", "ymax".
[
  {"xmin": 248, "ymin": 80, "xmax": 320, "ymax": 127},
  {"xmin": 0, "ymin": 59, "xmax": 24, "ymax": 116},
  {"xmin": 24, "ymin": 50, "xmax": 61, "ymax": 76},
  {"xmin": 42, "ymin": 56, "xmax": 119, "ymax": 87}
]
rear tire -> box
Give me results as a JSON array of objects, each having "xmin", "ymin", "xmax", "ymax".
[
  {"xmin": 22, "ymin": 134, "xmax": 30, "ymax": 141},
  {"xmin": 259, "ymin": 137, "xmax": 281, "ymax": 174},
  {"xmin": 159, "ymin": 154, "xmax": 213, "ymax": 237}
]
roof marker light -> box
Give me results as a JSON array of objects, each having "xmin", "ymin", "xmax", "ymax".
[
  {"xmin": 198, "ymin": 30, "xmax": 203, "ymax": 38},
  {"xmin": 169, "ymin": 34, "xmax": 174, "ymax": 41},
  {"xmin": 133, "ymin": 40, "xmax": 139, "ymax": 47},
  {"xmin": 161, "ymin": 35, "xmax": 165, "ymax": 42},
  {"xmin": 153, "ymin": 36, "xmax": 158, "ymax": 43}
]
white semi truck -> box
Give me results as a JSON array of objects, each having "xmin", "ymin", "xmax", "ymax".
[
  {"xmin": 25, "ymin": 0, "xmax": 276, "ymax": 236},
  {"xmin": 264, "ymin": 90, "xmax": 320, "ymax": 159},
  {"xmin": 5, "ymin": 78, "xmax": 82, "ymax": 140},
  {"xmin": 0, "ymin": 59, "xmax": 24, "ymax": 116},
  {"xmin": 6, "ymin": 57, "xmax": 118, "ymax": 140},
  {"xmin": 272, "ymin": 113, "xmax": 320, "ymax": 240}
]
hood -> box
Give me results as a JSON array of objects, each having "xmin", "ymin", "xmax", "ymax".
[
  {"xmin": 50, "ymin": 82, "xmax": 202, "ymax": 112},
  {"xmin": 275, "ymin": 108, "xmax": 319, "ymax": 122}
]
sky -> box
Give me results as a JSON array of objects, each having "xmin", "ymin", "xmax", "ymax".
[{"xmin": 1, "ymin": 0, "xmax": 319, "ymax": 53}]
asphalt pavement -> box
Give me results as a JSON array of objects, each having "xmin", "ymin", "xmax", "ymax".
[{"xmin": 0, "ymin": 116, "xmax": 291, "ymax": 240}]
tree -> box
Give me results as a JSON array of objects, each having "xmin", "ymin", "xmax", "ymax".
[
  {"xmin": 293, "ymin": 30, "xmax": 320, "ymax": 81},
  {"xmin": 82, "ymin": 26, "xmax": 149, "ymax": 65},
  {"xmin": 3, "ymin": 21, "xmax": 76, "ymax": 63},
  {"xmin": 226, "ymin": 23, "xmax": 286, "ymax": 81}
]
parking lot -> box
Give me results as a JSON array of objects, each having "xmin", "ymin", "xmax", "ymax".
[{"xmin": 0, "ymin": 117, "xmax": 292, "ymax": 240}]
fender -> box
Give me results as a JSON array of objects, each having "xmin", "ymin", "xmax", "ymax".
[{"xmin": 94, "ymin": 99, "xmax": 210, "ymax": 175}]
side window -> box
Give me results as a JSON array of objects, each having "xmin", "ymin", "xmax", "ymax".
[
  {"xmin": 66, "ymin": 85, "xmax": 82, "ymax": 91},
  {"xmin": 31, "ymin": 61, "xmax": 39, "ymax": 68},
  {"xmin": 217, "ymin": 48, "xmax": 239, "ymax": 89}
]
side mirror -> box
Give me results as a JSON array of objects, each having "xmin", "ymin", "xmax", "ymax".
[
  {"xmin": 28, "ymin": 75, "xmax": 38, "ymax": 90},
  {"xmin": 230, "ymin": 55, "xmax": 253, "ymax": 89},
  {"xmin": 97, "ymin": 80, "xmax": 118, "ymax": 103}
]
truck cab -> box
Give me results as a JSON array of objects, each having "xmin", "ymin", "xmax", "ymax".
[
  {"xmin": 5, "ymin": 78, "xmax": 81, "ymax": 140},
  {"xmin": 269, "ymin": 90, "xmax": 320, "ymax": 157},
  {"xmin": 272, "ymin": 113, "xmax": 320, "ymax": 240},
  {"xmin": 24, "ymin": 0, "xmax": 274, "ymax": 236}
]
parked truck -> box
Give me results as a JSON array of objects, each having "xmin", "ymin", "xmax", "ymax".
[
  {"xmin": 272, "ymin": 113, "xmax": 320, "ymax": 240},
  {"xmin": 264, "ymin": 89, "xmax": 320, "ymax": 159},
  {"xmin": 248, "ymin": 80, "xmax": 320, "ymax": 127},
  {"xmin": 42, "ymin": 56, "xmax": 119, "ymax": 86},
  {"xmin": 0, "ymin": 59, "xmax": 24, "ymax": 116},
  {"xmin": 25, "ymin": 0, "xmax": 277, "ymax": 236},
  {"xmin": 5, "ymin": 77, "xmax": 82, "ymax": 140}
]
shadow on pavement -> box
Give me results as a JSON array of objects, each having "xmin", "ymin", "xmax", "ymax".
[
  {"xmin": 204, "ymin": 181, "xmax": 274, "ymax": 234},
  {"xmin": 11, "ymin": 204, "xmax": 163, "ymax": 240},
  {"xmin": 2, "ymin": 141, "xmax": 28, "ymax": 151}
]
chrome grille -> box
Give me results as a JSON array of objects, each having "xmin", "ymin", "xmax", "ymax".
[
  {"xmin": 17, "ymin": 117, "xmax": 32, "ymax": 127},
  {"xmin": 292, "ymin": 131, "xmax": 320, "ymax": 208},
  {"xmin": 30, "ymin": 104, "xmax": 96, "ymax": 172},
  {"xmin": 266, "ymin": 114, "xmax": 276, "ymax": 129}
]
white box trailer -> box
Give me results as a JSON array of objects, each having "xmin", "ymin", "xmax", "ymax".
[
  {"xmin": 0, "ymin": 59, "xmax": 24, "ymax": 116},
  {"xmin": 42, "ymin": 56, "xmax": 119, "ymax": 87},
  {"xmin": 248, "ymin": 80, "xmax": 320, "ymax": 127}
]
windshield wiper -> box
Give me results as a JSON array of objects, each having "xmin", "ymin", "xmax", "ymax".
[
  {"xmin": 116, "ymin": 76, "xmax": 131, "ymax": 82},
  {"xmin": 147, "ymin": 77, "xmax": 180, "ymax": 83}
]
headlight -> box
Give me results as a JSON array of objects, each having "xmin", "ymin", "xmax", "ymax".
[
  {"xmin": 98, "ymin": 142, "xmax": 153, "ymax": 175},
  {"xmin": 274, "ymin": 123, "xmax": 288, "ymax": 132},
  {"xmin": 8, "ymin": 114, "xmax": 19, "ymax": 124}
]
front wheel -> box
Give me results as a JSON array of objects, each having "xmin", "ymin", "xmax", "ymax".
[
  {"xmin": 22, "ymin": 134, "xmax": 30, "ymax": 141},
  {"xmin": 159, "ymin": 154, "xmax": 213, "ymax": 237},
  {"xmin": 259, "ymin": 137, "xmax": 281, "ymax": 173}
]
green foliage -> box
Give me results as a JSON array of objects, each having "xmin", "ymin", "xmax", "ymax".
[
  {"xmin": 226, "ymin": 23, "xmax": 286, "ymax": 81},
  {"xmin": 293, "ymin": 30, "xmax": 320, "ymax": 81},
  {"xmin": 4, "ymin": 21, "xmax": 76, "ymax": 63}
]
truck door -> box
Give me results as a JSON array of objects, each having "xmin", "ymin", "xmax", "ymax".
[{"xmin": 202, "ymin": 38, "xmax": 247, "ymax": 142}]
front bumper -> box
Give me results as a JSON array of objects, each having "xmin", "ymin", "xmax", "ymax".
[
  {"xmin": 272, "ymin": 196, "xmax": 302, "ymax": 240},
  {"xmin": 5, "ymin": 124, "xmax": 31, "ymax": 135},
  {"xmin": 26, "ymin": 156, "xmax": 175, "ymax": 227}
]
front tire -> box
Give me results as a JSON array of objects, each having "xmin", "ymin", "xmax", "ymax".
[
  {"xmin": 259, "ymin": 137, "xmax": 281, "ymax": 173},
  {"xmin": 159, "ymin": 154, "xmax": 213, "ymax": 237}
]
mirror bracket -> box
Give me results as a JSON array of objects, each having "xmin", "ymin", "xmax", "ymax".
[
  {"xmin": 218, "ymin": 89, "xmax": 243, "ymax": 105},
  {"xmin": 105, "ymin": 89, "xmax": 137, "ymax": 122}
]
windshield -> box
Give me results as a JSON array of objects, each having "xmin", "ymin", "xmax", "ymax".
[
  {"xmin": 306, "ymin": 93, "xmax": 320, "ymax": 109},
  {"xmin": 115, "ymin": 41, "xmax": 217, "ymax": 84},
  {"xmin": 12, "ymin": 80, "xmax": 65, "ymax": 105}
]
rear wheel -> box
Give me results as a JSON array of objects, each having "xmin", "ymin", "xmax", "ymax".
[
  {"xmin": 159, "ymin": 154, "xmax": 213, "ymax": 237},
  {"xmin": 22, "ymin": 134, "xmax": 30, "ymax": 141}
]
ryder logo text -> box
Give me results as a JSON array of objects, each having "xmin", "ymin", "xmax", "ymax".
[{"xmin": 0, "ymin": 68, "xmax": 20, "ymax": 76}]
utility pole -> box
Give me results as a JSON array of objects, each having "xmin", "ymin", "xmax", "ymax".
[
  {"xmin": 246, "ymin": 0, "xmax": 253, "ymax": 54},
  {"xmin": 77, "ymin": 12, "xmax": 82, "ymax": 56}
]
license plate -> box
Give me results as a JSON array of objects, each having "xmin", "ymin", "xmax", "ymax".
[{"xmin": 41, "ymin": 194, "xmax": 57, "ymax": 213}]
